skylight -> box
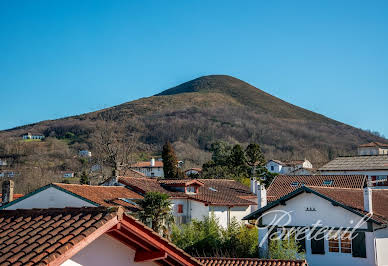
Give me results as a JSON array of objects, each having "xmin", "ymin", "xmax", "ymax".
[
  {"xmin": 209, "ymin": 187, "xmax": 218, "ymax": 192},
  {"xmin": 323, "ymin": 180, "xmax": 333, "ymax": 186},
  {"xmin": 291, "ymin": 182, "xmax": 299, "ymax": 187}
]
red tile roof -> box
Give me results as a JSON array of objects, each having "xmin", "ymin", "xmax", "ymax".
[
  {"xmin": 197, "ymin": 257, "xmax": 308, "ymax": 266},
  {"xmin": 53, "ymin": 183, "xmax": 143, "ymax": 211},
  {"xmin": 131, "ymin": 161, "xmax": 163, "ymax": 168},
  {"xmin": 307, "ymin": 186, "xmax": 388, "ymax": 224},
  {"xmin": 267, "ymin": 175, "xmax": 366, "ymax": 202},
  {"xmin": 0, "ymin": 206, "xmax": 201, "ymax": 266},
  {"xmin": 0, "ymin": 194, "xmax": 23, "ymax": 204},
  {"xmin": 359, "ymin": 142, "xmax": 388, "ymax": 148},
  {"xmin": 118, "ymin": 177, "xmax": 256, "ymax": 206}
]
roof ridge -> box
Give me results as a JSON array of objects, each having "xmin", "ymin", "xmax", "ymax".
[
  {"xmin": 0, "ymin": 206, "xmax": 120, "ymax": 217},
  {"xmin": 306, "ymin": 185, "xmax": 363, "ymax": 191}
]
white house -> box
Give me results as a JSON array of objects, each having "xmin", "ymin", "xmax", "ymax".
[
  {"xmin": 0, "ymin": 159, "xmax": 7, "ymax": 166},
  {"xmin": 79, "ymin": 150, "xmax": 92, "ymax": 157},
  {"xmin": 103, "ymin": 176, "xmax": 257, "ymax": 228},
  {"xmin": 62, "ymin": 171, "xmax": 75, "ymax": 178},
  {"xmin": 319, "ymin": 155, "xmax": 388, "ymax": 188},
  {"xmin": 358, "ymin": 142, "xmax": 388, "ymax": 155},
  {"xmin": 0, "ymin": 206, "xmax": 201, "ymax": 266},
  {"xmin": 244, "ymin": 185, "xmax": 388, "ymax": 266},
  {"xmin": 266, "ymin": 159, "xmax": 313, "ymax": 175},
  {"xmin": 184, "ymin": 168, "xmax": 202, "ymax": 176},
  {"xmin": 130, "ymin": 158, "xmax": 164, "ymax": 178},
  {"xmin": 21, "ymin": 132, "xmax": 44, "ymax": 140}
]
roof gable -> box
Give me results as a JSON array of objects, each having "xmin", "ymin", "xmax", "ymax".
[{"xmin": 0, "ymin": 207, "xmax": 201, "ymax": 265}]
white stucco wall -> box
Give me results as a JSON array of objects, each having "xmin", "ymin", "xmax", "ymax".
[
  {"xmin": 62, "ymin": 234, "xmax": 157, "ymax": 266},
  {"xmin": 230, "ymin": 206, "xmax": 251, "ymax": 223},
  {"xmin": 266, "ymin": 161, "xmax": 283, "ymax": 174},
  {"xmin": 3, "ymin": 187, "xmax": 96, "ymax": 210},
  {"xmin": 132, "ymin": 167, "xmax": 164, "ymax": 178},
  {"xmin": 190, "ymin": 200, "xmax": 209, "ymax": 221},
  {"xmin": 375, "ymin": 228, "xmax": 388, "ymax": 266},
  {"xmin": 260, "ymin": 192, "xmax": 375, "ymax": 266},
  {"xmin": 211, "ymin": 206, "xmax": 229, "ymax": 228}
]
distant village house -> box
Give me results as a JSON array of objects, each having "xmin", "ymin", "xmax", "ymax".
[
  {"xmin": 358, "ymin": 142, "xmax": 388, "ymax": 155},
  {"xmin": 130, "ymin": 158, "xmax": 164, "ymax": 178},
  {"xmin": 266, "ymin": 159, "xmax": 313, "ymax": 175},
  {"xmin": 79, "ymin": 150, "xmax": 92, "ymax": 157},
  {"xmin": 21, "ymin": 132, "xmax": 44, "ymax": 140}
]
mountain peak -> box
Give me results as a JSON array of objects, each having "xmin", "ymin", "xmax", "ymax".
[{"xmin": 155, "ymin": 75, "xmax": 257, "ymax": 96}]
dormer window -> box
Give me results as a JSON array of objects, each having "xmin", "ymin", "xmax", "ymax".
[
  {"xmin": 186, "ymin": 186, "xmax": 197, "ymax": 194},
  {"xmin": 323, "ymin": 180, "xmax": 333, "ymax": 186}
]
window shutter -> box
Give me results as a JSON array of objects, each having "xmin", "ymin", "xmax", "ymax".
[
  {"xmin": 352, "ymin": 232, "xmax": 366, "ymax": 258},
  {"xmin": 311, "ymin": 230, "xmax": 325, "ymax": 254},
  {"xmin": 296, "ymin": 231, "xmax": 306, "ymax": 252}
]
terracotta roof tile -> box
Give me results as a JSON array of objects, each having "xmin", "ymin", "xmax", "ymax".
[
  {"xmin": 359, "ymin": 142, "xmax": 388, "ymax": 148},
  {"xmin": 130, "ymin": 161, "xmax": 163, "ymax": 168},
  {"xmin": 197, "ymin": 257, "xmax": 308, "ymax": 266},
  {"xmin": 53, "ymin": 183, "xmax": 143, "ymax": 211},
  {"xmin": 319, "ymin": 155, "xmax": 388, "ymax": 171},
  {"xmin": 0, "ymin": 207, "xmax": 117, "ymax": 265},
  {"xmin": 119, "ymin": 177, "xmax": 256, "ymax": 206},
  {"xmin": 267, "ymin": 175, "xmax": 366, "ymax": 202}
]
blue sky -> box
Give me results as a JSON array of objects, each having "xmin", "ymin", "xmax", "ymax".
[{"xmin": 1, "ymin": 0, "xmax": 387, "ymax": 137}]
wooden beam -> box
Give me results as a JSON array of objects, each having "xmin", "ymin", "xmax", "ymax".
[{"xmin": 134, "ymin": 249, "xmax": 167, "ymax": 262}]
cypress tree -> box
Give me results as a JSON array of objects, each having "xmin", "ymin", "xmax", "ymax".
[{"xmin": 162, "ymin": 141, "xmax": 179, "ymax": 179}]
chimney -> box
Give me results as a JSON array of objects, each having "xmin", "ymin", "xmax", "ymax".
[
  {"xmin": 257, "ymin": 184, "xmax": 267, "ymax": 208},
  {"xmin": 250, "ymin": 178, "xmax": 257, "ymax": 194},
  {"xmin": 2, "ymin": 180, "xmax": 14, "ymax": 205},
  {"xmin": 150, "ymin": 158, "xmax": 155, "ymax": 167},
  {"xmin": 363, "ymin": 187, "xmax": 373, "ymax": 214}
]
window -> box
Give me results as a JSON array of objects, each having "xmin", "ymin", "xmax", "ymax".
[
  {"xmin": 177, "ymin": 204, "xmax": 183, "ymax": 214},
  {"xmin": 186, "ymin": 186, "xmax": 196, "ymax": 193},
  {"xmin": 328, "ymin": 232, "xmax": 339, "ymax": 252},
  {"xmin": 271, "ymin": 166, "xmax": 274, "ymax": 171},
  {"xmin": 328, "ymin": 231, "xmax": 352, "ymax": 254},
  {"xmin": 340, "ymin": 232, "xmax": 352, "ymax": 253},
  {"xmin": 291, "ymin": 182, "xmax": 299, "ymax": 187},
  {"xmin": 323, "ymin": 180, "xmax": 333, "ymax": 186}
]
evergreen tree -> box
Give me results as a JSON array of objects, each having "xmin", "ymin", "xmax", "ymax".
[
  {"xmin": 245, "ymin": 143, "xmax": 268, "ymax": 184},
  {"xmin": 80, "ymin": 171, "xmax": 90, "ymax": 185},
  {"xmin": 138, "ymin": 192, "xmax": 174, "ymax": 238},
  {"xmin": 162, "ymin": 141, "xmax": 179, "ymax": 179}
]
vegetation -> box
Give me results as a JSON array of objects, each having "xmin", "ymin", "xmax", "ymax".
[
  {"xmin": 268, "ymin": 235, "xmax": 305, "ymax": 260},
  {"xmin": 137, "ymin": 192, "xmax": 174, "ymax": 238},
  {"xmin": 0, "ymin": 75, "xmax": 386, "ymax": 192},
  {"xmin": 162, "ymin": 141, "xmax": 183, "ymax": 179},
  {"xmin": 79, "ymin": 171, "xmax": 90, "ymax": 185},
  {"xmin": 171, "ymin": 215, "xmax": 258, "ymax": 258},
  {"xmin": 201, "ymin": 141, "xmax": 275, "ymax": 186}
]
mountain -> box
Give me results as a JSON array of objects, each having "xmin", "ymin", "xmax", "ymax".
[{"xmin": 0, "ymin": 75, "xmax": 386, "ymax": 192}]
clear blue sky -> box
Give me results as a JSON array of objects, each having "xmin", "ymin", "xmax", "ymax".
[{"xmin": 1, "ymin": 0, "xmax": 387, "ymax": 137}]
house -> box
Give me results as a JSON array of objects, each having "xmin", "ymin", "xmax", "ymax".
[
  {"xmin": 266, "ymin": 159, "xmax": 313, "ymax": 175},
  {"xmin": 130, "ymin": 158, "xmax": 164, "ymax": 178},
  {"xmin": 21, "ymin": 132, "xmax": 44, "ymax": 140},
  {"xmin": 0, "ymin": 159, "xmax": 7, "ymax": 166},
  {"xmin": 319, "ymin": 155, "xmax": 388, "ymax": 188},
  {"xmin": 185, "ymin": 168, "xmax": 202, "ymax": 176},
  {"xmin": 0, "ymin": 206, "xmax": 201, "ymax": 265},
  {"xmin": 1, "ymin": 183, "xmax": 143, "ymax": 212},
  {"xmin": 102, "ymin": 176, "xmax": 257, "ymax": 227},
  {"xmin": 266, "ymin": 174, "xmax": 367, "ymax": 202},
  {"xmin": 358, "ymin": 142, "xmax": 388, "ymax": 155},
  {"xmin": 0, "ymin": 170, "xmax": 17, "ymax": 178},
  {"xmin": 243, "ymin": 185, "xmax": 388, "ymax": 266},
  {"xmin": 197, "ymin": 257, "xmax": 308, "ymax": 266},
  {"xmin": 62, "ymin": 171, "xmax": 75, "ymax": 178},
  {"xmin": 79, "ymin": 150, "xmax": 92, "ymax": 157}
]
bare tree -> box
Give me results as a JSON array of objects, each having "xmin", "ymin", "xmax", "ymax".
[{"xmin": 93, "ymin": 119, "xmax": 138, "ymax": 178}]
